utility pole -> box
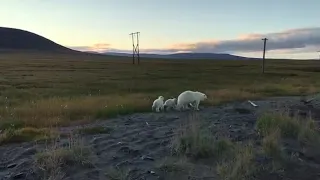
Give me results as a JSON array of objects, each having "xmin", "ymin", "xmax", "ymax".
[
  {"xmin": 261, "ymin": 38, "xmax": 268, "ymax": 74},
  {"xmin": 129, "ymin": 32, "xmax": 140, "ymax": 65},
  {"xmin": 317, "ymin": 51, "xmax": 320, "ymax": 60}
]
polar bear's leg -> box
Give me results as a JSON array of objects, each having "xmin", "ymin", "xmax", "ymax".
[
  {"xmin": 188, "ymin": 101, "xmax": 197, "ymax": 110},
  {"xmin": 194, "ymin": 100, "xmax": 200, "ymax": 110},
  {"xmin": 184, "ymin": 103, "xmax": 190, "ymax": 110},
  {"xmin": 181, "ymin": 104, "xmax": 187, "ymax": 111},
  {"xmin": 179, "ymin": 104, "xmax": 185, "ymax": 111},
  {"xmin": 175, "ymin": 105, "xmax": 181, "ymax": 111},
  {"xmin": 160, "ymin": 105, "xmax": 164, "ymax": 112},
  {"xmin": 175, "ymin": 104, "xmax": 180, "ymax": 111},
  {"xmin": 189, "ymin": 102, "xmax": 196, "ymax": 108}
]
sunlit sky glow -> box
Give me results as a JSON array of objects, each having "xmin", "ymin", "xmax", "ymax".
[{"xmin": 1, "ymin": 0, "xmax": 320, "ymax": 59}]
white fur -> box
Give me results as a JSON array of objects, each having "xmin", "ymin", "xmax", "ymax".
[
  {"xmin": 176, "ymin": 90, "xmax": 207, "ymax": 111},
  {"xmin": 163, "ymin": 98, "xmax": 177, "ymax": 111},
  {"xmin": 152, "ymin": 96, "xmax": 165, "ymax": 112}
]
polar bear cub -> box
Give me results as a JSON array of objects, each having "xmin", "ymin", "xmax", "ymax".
[
  {"xmin": 163, "ymin": 98, "xmax": 177, "ymax": 111},
  {"xmin": 152, "ymin": 96, "xmax": 165, "ymax": 112},
  {"xmin": 176, "ymin": 90, "xmax": 207, "ymax": 111}
]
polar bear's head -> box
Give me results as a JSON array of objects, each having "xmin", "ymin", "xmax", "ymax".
[
  {"xmin": 195, "ymin": 91, "xmax": 207, "ymax": 101},
  {"xmin": 158, "ymin": 96, "xmax": 164, "ymax": 101},
  {"xmin": 201, "ymin": 93, "xmax": 207, "ymax": 100}
]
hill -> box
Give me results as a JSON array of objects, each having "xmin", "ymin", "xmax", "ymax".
[
  {"xmin": 102, "ymin": 52, "xmax": 317, "ymax": 61},
  {"xmin": 103, "ymin": 52, "xmax": 259, "ymax": 60},
  {"xmin": 0, "ymin": 27, "xmax": 76, "ymax": 52}
]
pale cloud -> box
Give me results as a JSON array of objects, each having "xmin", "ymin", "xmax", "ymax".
[
  {"xmin": 268, "ymin": 45, "xmax": 320, "ymax": 54},
  {"xmin": 69, "ymin": 27, "xmax": 320, "ymax": 56},
  {"xmin": 70, "ymin": 43, "xmax": 110, "ymax": 52}
]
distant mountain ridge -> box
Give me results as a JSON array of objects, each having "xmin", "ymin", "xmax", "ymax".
[
  {"xmin": 102, "ymin": 52, "xmax": 259, "ymax": 60},
  {"xmin": 0, "ymin": 27, "xmax": 314, "ymax": 61},
  {"xmin": 0, "ymin": 27, "xmax": 76, "ymax": 52}
]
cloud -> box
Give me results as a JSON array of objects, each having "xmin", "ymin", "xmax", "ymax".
[
  {"xmin": 70, "ymin": 43, "xmax": 110, "ymax": 52},
  {"xmin": 69, "ymin": 27, "xmax": 320, "ymax": 55},
  {"xmin": 169, "ymin": 27, "xmax": 320, "ymax": 54},
  {"xmin": 268, "ymin": 45, "xmax": 320, "ymax": 54}
]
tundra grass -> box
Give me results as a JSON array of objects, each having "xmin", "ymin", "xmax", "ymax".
[{"xmin": 0, "ymin": 52, "xmax": 319, "ymax": 131}]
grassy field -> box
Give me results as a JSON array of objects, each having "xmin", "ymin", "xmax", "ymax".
[{"xmin": 0, "ymin": 51, "xmax": 320, "ymax": 132}]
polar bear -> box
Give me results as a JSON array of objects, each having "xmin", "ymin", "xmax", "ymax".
[
  {"xmin": 152, "ymin": 96, "xmax": 165, "ymax": 112},
  {"xmin": 176, "ymin": 90, "xmax": 207, "ymax": 111},
  {"xmin": 163, "ymin": 98, "xmax": 177, "ymax": 111}
]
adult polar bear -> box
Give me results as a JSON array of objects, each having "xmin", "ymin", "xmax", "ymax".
[{"xmin": 176, "ymin": 90, "xmax": 207, "ymax": 111}]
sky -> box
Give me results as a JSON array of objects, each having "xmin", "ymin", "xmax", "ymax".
[{"xmin": 1, "ymin": 0, "xmax": 320, "ymax": 59}]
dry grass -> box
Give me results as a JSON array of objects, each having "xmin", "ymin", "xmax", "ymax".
[
  {"xmin": 262, "ymin": 129, "xmax": 284, "ymax": 160},
  {"xmin": 105, "ymin": 166, "xmax": 131, "ymax": 180},
  {"xmin": 169, "ymin": 116, "xmax": 262, "ymax": 180},
  {"xmin": 256, "ymin": 111, "xmax": 320, "ymax": 145},
  {"xmin": 297, "ymin": 117, "xmax": 320, "ymax": 146},
  {"xmin": 34, "ymin": 133, "xmax": 93, "ymax": 180},
  {"xmin": 0, "ymin": 127, "xmax": 57, "ymax": 145},
  {"xmin": 170, "ymin": 115, "xmax": 234, "ymax": 159},
  {"xmin": 204, "ymin": 89, "xmax": 261, "ymax": 105},
  {"xmin": 216, "ymin": 143, "xmax": 256, "ymax": 180},
  {"xmin": 256, "ymin": 112, "xmax": 300, "ymax": 138},
  {"xmin": 2, "ymin": 94, "xmax": 151, "ymax": 128},
  {"xmin": 256, "ymin": 110, "xmax": 320, "ymax": 174},
  {"xmin": 157, "ymin": 157, "xmax": 192, "ymax": 173},
  {"xmin": 1, "ymin": 52, "xmax": 320, "ymax": 144}
]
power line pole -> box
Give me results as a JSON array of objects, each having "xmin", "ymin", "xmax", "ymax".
[
  {"xmin": 129, "ymin": 32, "xmax": 140, "ymax": 65},
  {"xmin": 130, "ymin": 33, "xmax": 135, "ymax": 64},
  {"xmin": 261, "ymin": 38, "xmax": 268, "ymax": 74},
  {"xmin": 136, "ymin": 32, "xmax": 140, "ymax": 64}
]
